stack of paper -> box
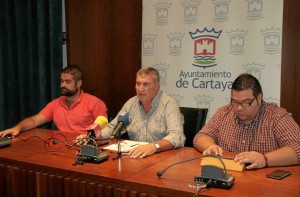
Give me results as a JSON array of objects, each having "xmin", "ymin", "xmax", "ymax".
[{"xmin": 102, "ymin": 140, "xmax": 149, "ymax": 153}]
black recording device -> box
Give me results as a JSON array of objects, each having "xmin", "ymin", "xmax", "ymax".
[
  {"xmin": 75, "ymin": 129, "xmax": 109, "ymax": 164},
  {"xmin": 76, "ymin": 142, "xmax": 109, "ymax": 164},
  {"xmin": 157, "ymin": 154, "xmax": 235, "ymax": 189},
  {"xmin": 194, "ymin": 165, "xmax": 234, "ymax": 189},
  {"xmin": 52, "ymin": 131, "xmax": 109, "ymax": 165}
]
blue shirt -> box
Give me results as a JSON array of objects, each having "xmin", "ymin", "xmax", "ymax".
[{"xmin": 101, "ymin": 90, "xmax": 185, "ymax": 148}]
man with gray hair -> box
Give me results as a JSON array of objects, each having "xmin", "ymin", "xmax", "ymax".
[{"xmin": 99, "ymin": 67, "xmax": 186, "ymax": 158}]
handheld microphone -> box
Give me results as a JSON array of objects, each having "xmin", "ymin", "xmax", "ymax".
[
  {"xmin": 87, "ymin": 116, "xmax": 108, "ymax": 130},
  {"xmin": 110, "ymin": 112, "xmax": 130, "ymax": 140},
  {"xmin": 86, "ymin": 116, "xmax": 108, "ymax": 143}
]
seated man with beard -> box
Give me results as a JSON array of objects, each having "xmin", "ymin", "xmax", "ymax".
[{"xmin": 0, "ymin": 65, "xmax": 107, "ymax": 138}]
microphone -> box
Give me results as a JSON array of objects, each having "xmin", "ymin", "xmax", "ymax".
[
  {"xmin": 86, "ymin": 116, "xmax": 108, "ymax": 141},
  {"xmin": 51, "ymin": 138, "xmax": 82, "ymax": 152},
  {"xmin": 157, "ymin": 155, "xmax": 204, "ymax": 177},
  {"xmin": 110, "ymin": 112, "xmax": 130, "ymax": 140},
  {"xmin": 157, "ymin": 154, "xmax": 235, "ymax": 189},
  {"xmin": 87, "ymin": 116, "xmax": 108, "ymax": 130}
]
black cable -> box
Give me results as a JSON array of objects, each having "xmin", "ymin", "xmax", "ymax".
[{"xmin": 14, "ymin": 133, "xmax": 81, "ymax": 153}]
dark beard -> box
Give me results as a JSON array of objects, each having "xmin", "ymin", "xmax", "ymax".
[{"xmin": 61, "ymin": 88, "xmax": 77, "ymax": 97}]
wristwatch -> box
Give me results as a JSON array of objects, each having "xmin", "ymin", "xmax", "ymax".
[{"xmin": 153, "ymin": 142, "xmax": 160, "ymax": 152}]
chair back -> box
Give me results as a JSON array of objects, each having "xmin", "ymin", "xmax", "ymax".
[{"xmin": 180, "ymin": 107, "xmax": 208, "ymax": 147}]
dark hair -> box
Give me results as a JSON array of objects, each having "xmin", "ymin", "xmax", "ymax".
[
  {"xmin": 232, "ymin": 73, "xmax": 262, "ymax": 98},
  {"xmin": 61, "ymin": 65, "xmax": 83, "ymax": 82},
  {"xmin": 137, "ymin": 67, "xmax": 160, "ymax": 82}
]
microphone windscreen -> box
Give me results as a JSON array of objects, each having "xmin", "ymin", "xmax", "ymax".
[
  {"xmin": 117, "ymin": 112, "xmax": 130, "ymax": 126},
  {"xmin": 94, "ymin": 116, "xmax": 108, "ymax": 129}
]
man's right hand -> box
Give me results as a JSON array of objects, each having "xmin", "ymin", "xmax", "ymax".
[
  {"xmin": 74, "ymin": 134, "xmax": 88, "ymax": 146},
  {"xmin": 0, "ymin": 128, "xmax": 20, "ymax": 138},
  {"xmin": 203, "ymin": 144, "xmax": 224, "ymax": 156}
]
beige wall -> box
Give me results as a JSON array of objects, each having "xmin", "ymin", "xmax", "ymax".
[{"xmin": 66, "ymin": 0, "xmax": 300, "ymax": 124}]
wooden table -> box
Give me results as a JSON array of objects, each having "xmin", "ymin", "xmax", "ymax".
[
  {"xmin": 125, "ymin": 148, "xmax": 300, "ymax": 197},
  {"xmin": 0, "ymin": 128, "xmax": 299, "ymax": 197}
]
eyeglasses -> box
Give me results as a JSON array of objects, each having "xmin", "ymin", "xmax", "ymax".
[{"xmin": 230, "ymin": 98, "xmax": 256, "ymax": 107}]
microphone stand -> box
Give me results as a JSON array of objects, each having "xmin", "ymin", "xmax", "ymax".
[{"xmin": 112, "ymin": 128, "xmax": 126, "ymax": 160}]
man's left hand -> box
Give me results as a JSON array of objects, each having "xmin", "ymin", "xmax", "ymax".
[
  {"xmin": 128, "ymin": 144, "xmax": 156, "ymax": 159},
  {"xmin": 234, "ymin": 151, "xmax": 266, "ymax": 169}
]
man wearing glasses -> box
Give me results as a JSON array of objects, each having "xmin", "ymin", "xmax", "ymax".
[{"xmin": 193, "ymin": 73, "xmax": 300, "ymax": 169}]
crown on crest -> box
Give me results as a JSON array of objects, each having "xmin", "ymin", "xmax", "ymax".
[{"xmin": 189, "ymin": 28, "xmax": 222, "ymax": 39}]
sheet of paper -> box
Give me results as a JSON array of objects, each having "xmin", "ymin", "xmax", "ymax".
[{"xmin": 102, "ymin": 140, "xmax": 149, "ymax": 152}]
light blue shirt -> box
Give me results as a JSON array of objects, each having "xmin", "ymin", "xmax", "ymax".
[{"xmin": 101, "ymin": 90, "xmax": 185, "ymax": 148}]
